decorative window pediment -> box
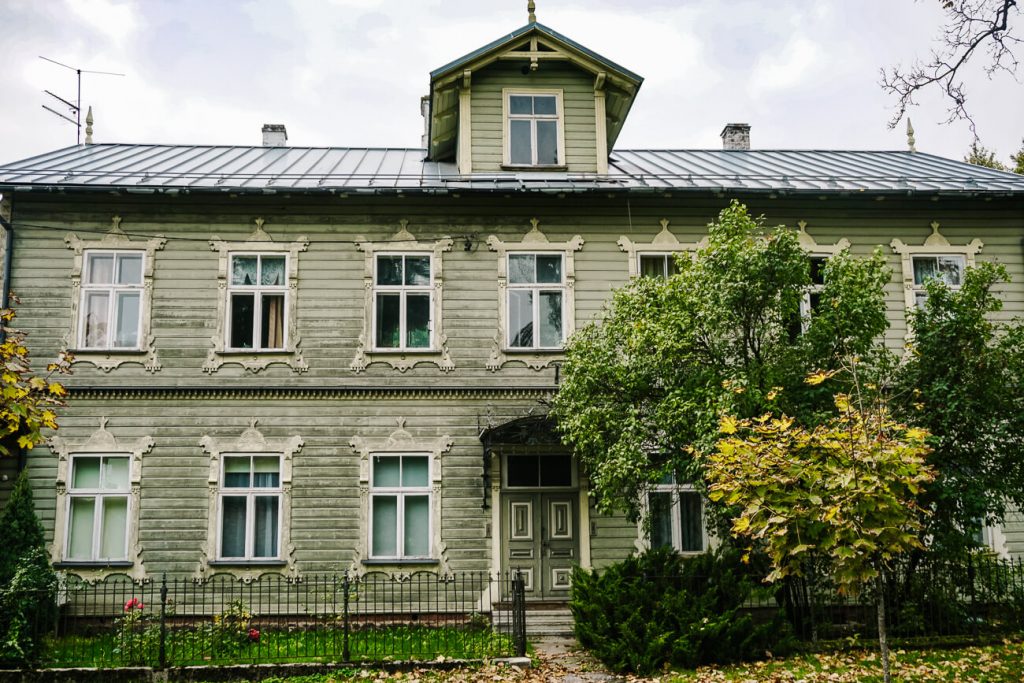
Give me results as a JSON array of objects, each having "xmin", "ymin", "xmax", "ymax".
[
  {"xmin": 794, "ymin": 221, "xmax": 851, "ymax": 321},
  {"xmin": 205, "ymin": 219, "xmax": 309, "ymax": 374},
  {"xmin": 486, "ymin": 219, "xmax": 584, "ymax": 371},
  {"xmin": 65, "ymin": 216, "xmax": 166, "ymax": 373},
  {"xmin": 352, "ymin": 221, "xmax": 454, "ymax": 373},
  {"xmin": 618, "ymin": 219, "xmax": 707, "ymax": 278},
  {"xmin": 891, "ymin": 222, "xmax": 983, "ymax": 313}
]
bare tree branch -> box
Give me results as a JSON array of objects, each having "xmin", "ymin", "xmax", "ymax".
[{"xmin": 881, "ymin": 0, "xmax": 1021, "ymax": 136}]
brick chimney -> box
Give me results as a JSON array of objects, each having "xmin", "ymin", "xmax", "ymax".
[
  {"xmin": 262, "ymin": 124, "xmax": 288, "ymax": 147},
  {"xmin": 720, "ymin": 123, "xmax": 751, "ymax": 150}
]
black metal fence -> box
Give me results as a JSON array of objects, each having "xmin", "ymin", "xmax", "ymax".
[{"xmin": 29, "ymin": 571, "xmax": 526, "ymax": 668}]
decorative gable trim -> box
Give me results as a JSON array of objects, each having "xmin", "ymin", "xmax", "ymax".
[{"xmin": 891, "ymin": 221, "xmax": 983, "ymax": 312}]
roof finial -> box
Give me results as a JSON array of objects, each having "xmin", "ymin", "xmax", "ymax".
[
  {"xmin": 84, "ymin": 106, "xmax": 94, "ymax": 145},
  {"xmin": 528, "ymin": 0, "xmax": 536, "ymax": 23},
  {"xmin": 906, "ymin": 117, "xmax": 916, "ymax": 153}
]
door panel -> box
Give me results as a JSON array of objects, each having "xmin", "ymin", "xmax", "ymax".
[{"xmin": 503, "ymin": 492, "xmax": 578, "ymax": 599}]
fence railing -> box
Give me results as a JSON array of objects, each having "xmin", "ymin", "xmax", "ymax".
[{"xmin": 29, "ymin": 570, "xmax": 526, "ymax": 668}]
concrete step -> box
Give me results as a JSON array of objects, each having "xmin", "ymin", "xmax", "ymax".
[{"xmin": 495, "ymin": 607, "xmax": 575, "ymax": 637}]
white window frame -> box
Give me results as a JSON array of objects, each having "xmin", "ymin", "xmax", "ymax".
[
  {"xmin": 800, "ymin": 254, "xmax": 830, "ymax": 322},
  {"xmin": 506, "ymin": 251, "xmax": 566, "ymax": 350},
  {"xmin": 502, "ymin": 88, "xmax": 566, "ymax": 168},
  {"xmin": 368, "ymin": 454, "xmax": 433, "ymax": 561},
  {"xmin": 371, "ymin": 252, "xmax": 434, "ymax": 352},
  {"xmin": 225, "ymin": 252, "xmax": 290, "ymax": 352},
  {"xmin": 793, "ymin": 221, "xmax": 851, "ymax": 329},
  {"xmin": 64, "ymin": 454, "xmax": 131, "ymax": 562},
  {"xmin": 216, "ymin": 453, "xmax": 283, "ymax": 562},
  {"xmin": 643, "ymin": 477, "xmax": 707, "ymax": 555},
  {"xmin": 891, "ymin": 222, "xmax": 983, "ymax": 320},
  {"xmin": 618, "ymin": 219, "xmax": 706, "ymax": 278},
  {"xmin": 908, "ymin": 254, "xmax": 966, "ymax": 309},
  {"xmin": 78, "ymin": 250, "xmax": 145, "ymax": 351},
  {"xmin": 636, "ymin": 252, "xmax": 678, "ymax": 279}
]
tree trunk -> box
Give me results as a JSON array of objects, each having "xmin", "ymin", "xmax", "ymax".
[{"xmin": 877, "ymin": 573, "xmax": 891, "ymax": 683}]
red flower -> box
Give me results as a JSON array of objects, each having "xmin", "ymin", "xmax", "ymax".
[
  {"xmin": 248, "ymin": 628, "xmax": 260, "ymax": 643},
  {"xmin": 124, "ymin": 598, "xmax": 144, "ymax": 611}
]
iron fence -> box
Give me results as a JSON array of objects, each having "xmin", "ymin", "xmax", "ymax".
[{"xmin": 27, "ymin": 570, "xmax": 526, "ymax": 668}]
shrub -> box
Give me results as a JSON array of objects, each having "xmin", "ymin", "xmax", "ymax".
[
  {"xmin": 570, "ymin": 546, "xmax": 795, "ymax": 675},
  {"xmin": 0, "ymin": 470, "xmax": 48, "ymax": 587},
  {"xmin": 0, "ymin": 547, "xmax": 58, "ymax": 667}
]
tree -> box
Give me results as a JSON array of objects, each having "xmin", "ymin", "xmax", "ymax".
[
  {"xmin": 964, "ymin": 140, "xmax": 1008, "ymax": 169},
  {"xmin": 0, "ymin": 470, "xmax": 47, "ymax": 586},
  {"xmin": 703, "ymin": 368, "xmax": 935, "ymax": 683},
  {"xmin": 881, "ymin": 0, "xmax": 1021, "ymax": 134},
  {"xmin": 551, "ymin": 201, "xmax": 891, "ymax": 519},
  {"xmin": 1012, "ymin": 138, "xmax": 1024, "ymax": 173}
]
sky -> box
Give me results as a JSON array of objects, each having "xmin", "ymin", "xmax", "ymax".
[{"xmin": 1, "ymin": 0, "xmax": 1021, "ymax": 164}]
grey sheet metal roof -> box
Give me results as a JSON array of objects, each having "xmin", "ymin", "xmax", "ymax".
[{"xmin": 2, "ymin": 144, "xmax": 1023, "ymax": 195}]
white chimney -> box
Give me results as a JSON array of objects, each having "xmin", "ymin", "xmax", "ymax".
[
  {"xmin": 720, "ymin": 123, "xmax": 751, "ymax": 150},
  {"xmin": 262, "ymin": 124, "xmax": 288, "ymax": 147},
  {"xmin": 420, "ymin": 96, "xmax": 431, "ymax": 150}
]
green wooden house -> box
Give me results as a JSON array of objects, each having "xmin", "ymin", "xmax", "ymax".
[{"xmin": 1, "ymin": 12, "xmax": 1023, "ymax": 600}]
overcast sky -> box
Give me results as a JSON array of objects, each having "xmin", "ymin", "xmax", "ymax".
[{"xmin": 1, "ymin": 0, "xmax": 1021, "ymax": 164}]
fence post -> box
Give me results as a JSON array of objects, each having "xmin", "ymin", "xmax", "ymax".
[
  {"xmin": 158, "ymin": 573, "xmax": 168, "ymax": 669},
  {"xmin": 512, "ymin": 570, "xmax": 526, "ymax": 657},
  {"xmin": 342, "ymin": 572, "xmax": 351, "ymax": 662}
]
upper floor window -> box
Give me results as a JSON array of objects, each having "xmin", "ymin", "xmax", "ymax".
[
  {"xmin": 508, "ymin": 253, "xmax": 565, "ymax": 349},
  {"xmin": 66, "ymin": 455, "xmax": 130, "ymax": 561},
  {"xmin": 911, "ymin": 254, "xmax": 964, "ymax": 308},
  {"xmin": 648, "ymin": 473, "xmax": 705, "ymax": 554},
  {"xmin": 891, "ymin": 223, "xmax": 982, "ymax": 319},
  {"xmin": 802, "ymin": 255, "xmax": 828, "ymax": 318},
  {"xmin": 638, "ymin": 253, "xmax": 679, "ymax": 279},
  {"xmin": 504, "ymin": 90, "xmax": 564, "ymax": 167},
  {"xmin": 374, "ymin": 254, "xmax": 432, "ymax": 350},
  {"xmin": 80, "ymin": 251, "xmax": 144, "ymax": 349},
  {"xmin": 218, "ymin": 454, "xmax": 282, "ymax": 561},
  {"xmin": 227, "ymin": 254, "xmax": 287, "ymax": 351},
  {"xmin": 370, "ymin": 454, "xmax": 432, "ymax": 560}
]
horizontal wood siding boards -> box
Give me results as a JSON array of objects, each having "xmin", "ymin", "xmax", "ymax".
[
  {"xmin": 470, "ymin": 61, "xmax": 597, "ymax": 172},
  {"xmin": 1002, "ymin": 509, "xmax": 1024, "ymax": 558},
  {"xmin": 589, "ymin": 511, "xmax": 639, "ymax": 570}
]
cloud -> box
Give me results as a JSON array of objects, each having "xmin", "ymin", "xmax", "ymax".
[
  {"xmin": 750, "ymin": 37, "xmax": 825, "ymax": 95},
  {"xmin": 64, "ymin": 0, "xmax": 139, "ymax": 47}
]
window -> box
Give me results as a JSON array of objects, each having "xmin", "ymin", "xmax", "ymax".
[
  {"xmin": 648, "ymin": 474, "xmax": 705, "ymax": 553},
  {"xmin": 218, "ymin": 455, "xmax": 281, "ymax": 560},
  {"xmin": 638, "ymin": 253, "xmax": 679, "ymax": 279},
  {"xmin": 66, "ymin": 455, "xmax": 130, "ymax": 561},
  {"xmin": 508, "ymin": 253, "xmax": 565, "ymax": 348},
  {"xmin": 227, "ymin": 254, "xmax": 287, "ymax": 350},
  {"xmin": 802, "ymin": 255, "xmax": 829, "ymax": 319},
  {"xmin": 79, "ymin": 251, "xmax": 144, "ymax": 349},
  {"xmin": 370, "ymin": 455, "xmax": 431, "ymax": 560},
  {"xmin": 911, "ymin": 254, "xmax": 965, "ymax": 308},
  {"xmin": 505, "ymin": 454, "xmax": 573, "ymax": 488},
  {"xmin": 374, "ymin": 254, "xmax": 432, "ymax": 350},
  {"xmin": 504, "ymin": 91, "xmax": 564, "ymax": 167}
]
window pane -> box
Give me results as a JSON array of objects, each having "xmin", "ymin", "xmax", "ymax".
[
  {"xmin": 103, "ymin": 457, "xmax": 130, "ymax": 490},
  {"xmin": 116, "ymin": 254, "xmax": 143, "ymax": 285},
  {"xmin": 405, "ymin": 256, "xmax": 431, "ymax": 286},
  {"xmin": 536, "ymin": 255, "xmax": 562, "ymax": 283},
  {"xmin": 912, "ymin": 257, "xmax": 937, "ymax": 285},
  {"xmin": 376, "ymin": 255, "xmax": 403, "ymax": 286},
  {"xmin": 533, "ymin": 95, "xmax": 557, "ymax": 115},
  {"xmin": 539, "ymin": 291, "xmax": 563, "ymax": 347},
  {"xmin": 86, "ymin": 254, "xmax": 114, "ymax": 284},
  {"xmin": 679, "ymin": 492, "xmax": 704, "ymax": 552},
  {"xmin": 509, "ymin": 95, "xmax": 532, "ymax": 115},
  {"xmin": 937, "ymin": 256, "xmax": 963, "ymax": 286},
  {"xmin": 373, "ymin": 456, "xmax": 401, "ymax": 487},
  {"xmin": 252, "ymin": 456, "xmax": 280, "ymax": 488},
  {"xmin": 510, "ymin": 119, "xmax": 532, "ymax": 165},
  {"xmin": 508, "ymin": 289, "xmax": 533, "ymax": 347},
  {"xmin": 220, "ymin": 496, "xmax": 247, "ymax": 557},
  {"xmin": 253, "ymin": 496, "xmax": 279, "ymax": 558},
  {"xmin": 224, "ymin": 457, "xmax": 251, "ymax": 488},
  {"xmin": 229, "ymin": 294, "xmax": 255, "ymax": 348},
  {"xmin": 402, "ymin": 456, "xmax": 429, "ymax": 487},
  {"xmin": 506, "ymin": 455, "xmax": 540, "ymax": 487},
  {"xmin": 649, "ymin": 492, "xmax": 673, "ymax": 549},
  {"xmin": 68, "ymin": 497, "xmax": 96, "ymax": 559},
  {"xmin": 809, "ymin": 257, "xmax": 827, "ymax": 286},
  {"xmin": 231, "ymin": 256, "xmax": 258, "ymax": 286},
  {"xmin": 99, "ymin": 496, "xmax": 128, "ymax": 559},
  {"xmin": 539, "ymin": 455, "xmax": 572, "ymax": 486},
  {"xmin": 809, "ymin": 291, "xmax": 823, "ymax": 314},
  {"xmin": 72, "ymin": 458, "xmax": 102, "ymax": 489},
  {"xmin": 536, "ymin": 120, "xmax": 558, "ymax": 165},
  {"xmin": 83, "ymin": 292, "xmax": 110, "ymax": 347},
  {"xmin": 640, "ymin": 255, "xmax": 667, "ymax": 278},
  {"xmin": 404, "ymin": 495, "xmax": 430, "ymax": 557},
  {"xmin": 371, "ymin": 495, "xmax": 398, "ymax": 556},
  {"xmin": 260, "ymin": 256, "xmax": 286, "ymax": 286},
  {"xmin": 508, "ymin": 254, "xmax": 534, "ymax": 284},
  {"xmin": 261, "ymin": 293, "xmax": 285, "ymax": 349},
  {"xmin": 114, "ymin": 292, "xmax": 140, "ymax": 347},
  {"xmin": 375, "ymin": 294, "xmax": 401, "ymax": 348},
  {"xmin": 667, "ymin": 256, "xmax": 679, "ymax": 276},
  {"xmin": 914, "ymin": 291, "xmax": 929, "ymax": 309},
  {"xmin": 406, "ymin": 294, "xmax": 431, "ymax": 348}
]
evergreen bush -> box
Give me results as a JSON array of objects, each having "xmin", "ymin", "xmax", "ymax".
[
  {"xmin": 570, "ymin": 547, "xmax": 795, "ymax": 675},
  {"xmin": 0, "ymin": 547, "xmax": 58, "ymax": 667},
  {"xmin": 0, "ymin": 470, "xmax": 47, "ymax": 587}
]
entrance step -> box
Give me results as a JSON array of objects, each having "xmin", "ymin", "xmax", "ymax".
[{"xmin": 495, "ymin": 606, "xmax": 575, "ymax": 637}]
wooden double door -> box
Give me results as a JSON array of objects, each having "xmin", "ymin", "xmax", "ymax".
[{"xmin": 502, "ymin": 492, "xmax": 579, "ymax": 599}]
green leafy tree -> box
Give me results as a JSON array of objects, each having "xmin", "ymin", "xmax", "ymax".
[
  {"xmin": 895, "ymin": 262, "xmax": 1024, "ymax": 552},
  {"xmin": 1012, "ymin": 138, "xmax": 1024, "ymax": 174},
  {"xmin": 703, "ymin": 368, "xmax": 934, "ymax": 683},
  {"xmin": 964, "ymin": 141, "xmax": 1008, "ymax": 170},
  {"xmin": 552, "ymin": 201, "xmax": 891, "ymax": 519}
]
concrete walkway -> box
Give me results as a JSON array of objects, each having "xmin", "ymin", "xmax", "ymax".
[{"xmin": 530, "ymin": 636, "xmax": 624, "ymax": 683}]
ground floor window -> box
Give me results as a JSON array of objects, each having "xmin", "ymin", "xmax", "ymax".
[
  {"xmin": 370, "ymin": 454, "xmax": 431, "ymax": 559},
  {"xmin": 66, "ymin": 455, "xmax": 131, "ymax": 561},
  {"xmin": 219, "ymin": 454, "xmax": 281, "ymax": 560},
  {"xmin": 648, "ymin": 475, "xmax": 705, "ymax": 553}
]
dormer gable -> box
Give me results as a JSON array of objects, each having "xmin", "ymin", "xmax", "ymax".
[{"xmin": 426, "ymin": 20, "xmax": 643, "ymax": 175}]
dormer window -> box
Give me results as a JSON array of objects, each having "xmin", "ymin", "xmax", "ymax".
[{"xmin": 504, "ymin": 90, "xmax": 565, "ymax": 167}]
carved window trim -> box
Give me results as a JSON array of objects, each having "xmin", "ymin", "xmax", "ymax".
[
  {"xmin": 48, "ymin": 418, "xmax": 153, "ymax": 581},
  {"xmin": 65, "ymin": 216, "xmax": 166, "ymax": 373},
  {"xmin": 205, "ymin": 219, "xmax": 309, "ymax": 374},
  {"xmin": 618, "ymin": 219, "xmax": 707, "ymax": 278},
  {"xmin": 637, "ymin": 476, "xmax": 709, "ymax": 556},
  {"xmin": 349, "ymin": 419, "xmax": 453, "ymax": 573},
  {"xmin": 351, "ymin": 221, "xmax": 454, "ymax": 373},
  {"xmin": 891, "ymin": 222, "xmax": 983, "ymax": 314},
  {"xmin": 199, "ymin": 420, "xmax": 303, "ymax": 578},
  {"xmin": 794, "ymin": 221, "xmax": 851, "ymax": 322},
  {"xmin": 486, "ymin": 219, "xmax": 584, "ymax": 371}
]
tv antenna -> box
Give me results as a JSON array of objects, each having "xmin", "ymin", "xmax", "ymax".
[{"xmin": 39, "ymin": 56, "xmax": 125, "ymax": 145}]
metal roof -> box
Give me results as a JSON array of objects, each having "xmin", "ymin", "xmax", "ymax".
[{"xmin": 2, "ymin": 144, "xmax": 1023, "ymax": 196}]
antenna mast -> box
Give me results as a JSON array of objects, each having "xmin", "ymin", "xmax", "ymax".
[{"xmin": 39, "ymin": 56, "xmax": 125, "ymax": 145}]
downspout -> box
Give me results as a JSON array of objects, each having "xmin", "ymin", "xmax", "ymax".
[{"xmin": 0, "ymin": 196, "xmax": 23, "ymax": 471}]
